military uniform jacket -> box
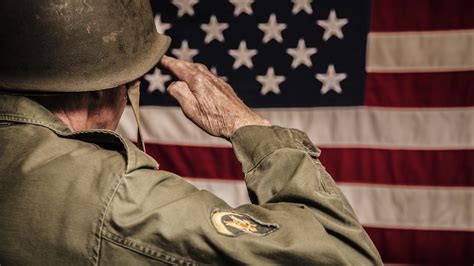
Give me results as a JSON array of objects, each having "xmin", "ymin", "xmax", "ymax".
[{"xmin": 0, "ymin": 95, "xmax": 382, "ymax": 265}]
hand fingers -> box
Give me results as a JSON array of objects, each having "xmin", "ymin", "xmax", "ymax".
[
  {"xmin": 161, "ymin": 55, "xmax": 236, "ymax": 103},
  {"xmin": 160, "ymin": 55, "xmax": 198, "ymax": 82}
]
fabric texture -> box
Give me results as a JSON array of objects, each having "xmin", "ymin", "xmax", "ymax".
[{"xmin": 0, "ymin": 95, "xmax": 381, "ymax": 265}]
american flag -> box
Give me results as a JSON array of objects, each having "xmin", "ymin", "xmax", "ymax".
[{"xmin": 118, "ymin": 0, "xmax": 474, "ymax": 264}]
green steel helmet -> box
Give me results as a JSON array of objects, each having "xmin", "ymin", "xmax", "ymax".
[{"xmin": 0, "ymin": 0, "xmax": 171, "ymax": 92}]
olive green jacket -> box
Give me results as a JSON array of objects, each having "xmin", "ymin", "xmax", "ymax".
[{"xmin": 0, "ymin": 95, "xmax": 382, "ymax": 265}]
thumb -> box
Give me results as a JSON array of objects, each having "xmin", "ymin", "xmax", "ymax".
[
  {"xmin": 167, "ymin": 81, "xmax": 193, "ymax": 105},
  {"xmin": 167, "ymin": 80, "xmax": 206, "ymax": 131},
  {"xmin": 167, "ymin": 81, "xmax": 199, "ymax": 118}
]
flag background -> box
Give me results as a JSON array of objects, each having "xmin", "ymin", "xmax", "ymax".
[{"xmin": 118, "ymin": 0, "xmax": 474, "ymax": 264}]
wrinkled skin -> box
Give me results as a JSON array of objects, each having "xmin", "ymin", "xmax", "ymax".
[{"xmin": 160, "ymin": 55, "xmax": 271, "ymax": 139}]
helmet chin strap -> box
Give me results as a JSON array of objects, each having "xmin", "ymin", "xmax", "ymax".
[{"xmin": 126, "ymin": 81, "xmax": 146, "ymax": 152}]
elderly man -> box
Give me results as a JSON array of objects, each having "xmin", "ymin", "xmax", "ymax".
[{"xmin": 0, "ymin": 0, "xmax": 382, "ymax": 265}]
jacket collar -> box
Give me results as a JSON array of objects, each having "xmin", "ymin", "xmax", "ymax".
[
  {"xmin": 0, "ymin": 93, "xmax": 159, "ymax": 172},
  {"xmin": 0, "ymin": 94, "xmax": 71, "ymax": 134}
]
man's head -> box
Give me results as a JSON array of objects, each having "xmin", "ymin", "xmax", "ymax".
[{"xmin": 0, "ymin": 0, "xmax": 171, "ymax": 145}]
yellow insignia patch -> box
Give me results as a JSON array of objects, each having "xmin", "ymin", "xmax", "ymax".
[{"xmin": 211, "ymin": 209, "xmax": 279, "ymax": 237}]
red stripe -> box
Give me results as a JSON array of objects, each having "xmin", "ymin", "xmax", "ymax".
[
  {"xmin": 320, "ymin": 148, "xmax": 473, "ymax": 186},
  {"xmin": 365, "ymin": 227, "xmax": 474, "ymax": 264},
  {"xmin": 146, "ymin": 143, "xmax": 474, "ymax": 186},
  {"xmin": 370, "ymin": 0, "xmax": 474, "ymax": 32},
  {"xmin": 147, "ymin": 143, "xmax": 242, "ymax": 179},
  {"xmin": 364, "ymin": 72, "xmax": 474, "ymax": 107}
]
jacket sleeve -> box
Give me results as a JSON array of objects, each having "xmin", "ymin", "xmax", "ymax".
[{"xmin": 100, "ymin": 126, "xmax": 383, "ymax": 265}]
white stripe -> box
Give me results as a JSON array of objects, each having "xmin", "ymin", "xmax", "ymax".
[
  {"xmin": 367, "ymin": 30, "xmax": 474, "ymax": 73},
  {"xmin": 118, "ymin": 106, "xmax": 474, "ymax": 149},
  {"xmin": 185, "ymin": 178, "xmax": 474, "ymax": 231},
  {"xmin": 186, "ymin": 178, "xmax": 250, "ymax": 207},
  {"xmin": 338, "ymin": 183, "xmax": 474, "ymax": 231}
]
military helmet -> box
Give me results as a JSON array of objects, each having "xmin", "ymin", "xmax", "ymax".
[{"xmin": 0, "ymin": 0, "xmax": 171, "ymax": 92}]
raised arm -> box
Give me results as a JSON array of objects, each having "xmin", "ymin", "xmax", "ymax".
[{"xmin": 100, "ymin": 56, "xmax": 382, "ymax": 265}]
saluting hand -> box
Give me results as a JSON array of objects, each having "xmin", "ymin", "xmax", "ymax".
[{"xmin": 160, "ymin": 55, "xmax": 271, "ymax": 139}]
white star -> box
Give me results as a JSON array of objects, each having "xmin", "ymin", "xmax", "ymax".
[
  {"xmin": 291, "ymin": 0, "xmax": 313, "ymax": 15},
  {"xmin": 172, "ymin": 0, "xmax": 199, "ymax": 17},
  {"xmin": 317, "ymin": 9, "xmax": 349, "ymax": 41},
  {"xmin": 258, "ymin": 14, "xmax": 287, "ymax": 43},
  {"xmin": 316, "ymin": 64, "xmax": 347, "ymax": 94},
  {"xmin": 145, "ymin": 68, "xmax": 171, "ymax": 93},
  {"xmin": 201, "ymin": 15, "xmax": 229, "ymax": 44},
  {"xmin": 154, "ymin": 15, "xmax": 171, "ymax": 34},
  {"xmin": 210, "ymin": 67, "xmax": 228, "ymax": 81},
  {"xmin": 171, "ymin": 40, "xmax": 199, "ymax": 62},
  {"xmin": 229, "ymin": 0, "xmax": 254, "ymax": 16},
  {"xmin": 257, "ymin": 67, "xmax": 285, "ymax": 95},
  {"xmin": 228, "ymin": 41, "xmax": 257, "ymax": 69},
  {"xmin": 286, "ymin": 39, "xmax": 317, "ymax": 68}
]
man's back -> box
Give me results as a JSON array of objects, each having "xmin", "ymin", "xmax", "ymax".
[{"xmin": 0, "ymin": 95, "xmax": 382, "ymax": 265}]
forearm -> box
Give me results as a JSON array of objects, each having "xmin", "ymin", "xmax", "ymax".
[{"xmin": 231, "ymin": 125, "xmax": 382, "ymax": 264}]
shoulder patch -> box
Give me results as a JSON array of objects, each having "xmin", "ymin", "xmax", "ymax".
[{"xmin": 210, "ymin": 209, "xmax": 279, "ymax": 237}]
